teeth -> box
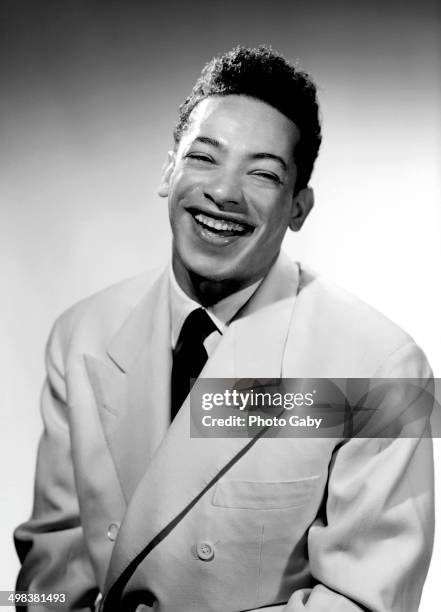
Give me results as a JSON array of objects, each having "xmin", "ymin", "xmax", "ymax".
[{"xmin": 195, "ymin": 213, "xmax": 246, "ymax": 232}]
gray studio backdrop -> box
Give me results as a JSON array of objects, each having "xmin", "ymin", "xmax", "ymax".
[{"xmin": 1, "ymin": 0, "xmax": 440, "ymax": 607}]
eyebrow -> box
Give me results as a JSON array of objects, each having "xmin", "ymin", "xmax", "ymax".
[
  {"xmin": 193, "ymin": 136, "xmax": 223, "ymax": 148},
  {"xmin": 251, "ymin": 152, "xmax": 288, "ymax": 172},
  {"xmin": 191, "ymin": 136, "xmax": 289, "ymax": 172}
]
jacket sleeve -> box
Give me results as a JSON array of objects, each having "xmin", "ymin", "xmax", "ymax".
[
  {"xmin": 279, "ymin": 341, "xmax": 435, "ymax": 612},
  {"xmin": 14, "ymin": 319, "xmax": 99, "ymax": 611}
]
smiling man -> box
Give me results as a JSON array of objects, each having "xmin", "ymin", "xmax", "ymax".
[
  {"xmin": 161, "ymin": 93, "xmax": 313, "ymax": 304},
  {"xmin": 15, "ymin": 46, "xmax": 434, "ymax": 612}
]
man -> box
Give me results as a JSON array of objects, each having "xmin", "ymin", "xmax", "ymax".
[{"xmin": 15, "ymin": 46, "xmax": 434, "ymax": 611}]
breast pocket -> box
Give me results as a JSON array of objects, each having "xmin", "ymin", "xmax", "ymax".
[
  {"xmin": 212, "ymin": 476, "xmax": 319, "ymax": 510},
  {"xmin": 210, "ymin": 476, "xmax": 321, "ymax": 607}
]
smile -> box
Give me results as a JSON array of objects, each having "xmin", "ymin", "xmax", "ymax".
[
  {"xmin": 192, "ymin": 212, "xmax": 253, "ymax": 237},
  {"xmin": 187, "ymin": 210, "xmax": 254, "ymax": 246}
]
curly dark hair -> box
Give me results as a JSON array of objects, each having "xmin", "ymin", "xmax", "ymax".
[{"xmin": 174, "ymin": 45, "xmax": 322, "ymax": 192}]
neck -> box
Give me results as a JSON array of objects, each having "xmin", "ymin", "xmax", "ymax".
[{"xmin": 172, "ymin": 255, "xmax": 267, "ymax": 307}]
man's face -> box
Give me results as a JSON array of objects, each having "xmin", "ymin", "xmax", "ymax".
[{"xmin": 159, "ymin": 94, "xmax": 312, "ymax": 293}]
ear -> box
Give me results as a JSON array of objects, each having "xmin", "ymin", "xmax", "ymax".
[
  {"xmin": 288, "ymin": 187, "xmax": 314, "ymax": 232},
  {"xmin": 157, "ymin": 150, "xmax": 176, "ymax": 198}
]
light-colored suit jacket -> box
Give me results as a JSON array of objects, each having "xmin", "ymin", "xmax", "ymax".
[{"xmin": 15, "ymin": 253, "xmax": 434, "ymax": 611}]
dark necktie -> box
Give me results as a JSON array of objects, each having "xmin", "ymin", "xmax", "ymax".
[{"xmin": 171, "ymin": 307, "xmax": 218, "ymax": 421}]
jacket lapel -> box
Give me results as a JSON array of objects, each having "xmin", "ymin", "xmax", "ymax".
[
  {"xmin": 85, "ymin": 266, "xmax": 172, "ymax": 504},
  {"xmin": 103, "ymin": 252, "xmax": 301, "ymax": 592}
]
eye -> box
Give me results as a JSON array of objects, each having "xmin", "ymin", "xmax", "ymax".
[
  {"xmin": 251, "ymin": 171, "xmax": 282, "ymax": 184},
  {"xmin": 185, "ymin": 152, "xmax": 214, "ymax": 163}
]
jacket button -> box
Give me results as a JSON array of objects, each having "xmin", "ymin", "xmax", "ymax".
[
  {"xmin": 196, "ymin": 541, "xmax": 215, "ymax": 561},
  {"xmin": 107, "ymin": 522, "xmax": 120, "ymax": 541}
]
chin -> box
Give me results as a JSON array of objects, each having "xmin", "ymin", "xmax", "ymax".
[{"xmin": 188, "ymin": 261, "xmax": 233, "ymax": 283}]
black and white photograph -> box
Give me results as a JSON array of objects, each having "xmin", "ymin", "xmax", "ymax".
[{"xmin": 1, "ymin": 1, "xmax": 440, "ymax": 610}]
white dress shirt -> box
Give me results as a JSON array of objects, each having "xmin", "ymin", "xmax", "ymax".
[{"xmin": 169, "ymin": 267, "xmax": 262, "ymax": 358}]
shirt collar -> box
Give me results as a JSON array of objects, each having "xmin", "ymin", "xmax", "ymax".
[{"xmin": 169, "ymin": 266, "xmax": 263, "ymax": 349}]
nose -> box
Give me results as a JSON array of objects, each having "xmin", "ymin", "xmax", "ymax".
[{"xmin": 203, "ymin": 168, "xmax": 243, "ymax": 208}]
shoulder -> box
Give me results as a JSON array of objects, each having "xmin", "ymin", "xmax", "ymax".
[
  {"xmin": 297, "ymin": 264, "xmax": 410, "ymax": 341},
  {"xmin": 291, "ymin": 263, "xmax": 431, "ymax": 377},
  {"xmin": 49, "ymin": 266, "xmax": 166, "ymax": 351}
]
